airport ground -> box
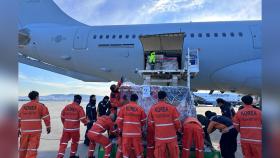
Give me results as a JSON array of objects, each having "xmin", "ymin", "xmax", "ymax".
[{"xmin": 19, "ymin": 101, "xmax": 242, "ymax": 158}]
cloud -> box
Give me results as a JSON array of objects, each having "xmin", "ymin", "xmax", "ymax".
[{"xmin": 53, "ymin": 0, "xmax": 261, "ymax": 25}]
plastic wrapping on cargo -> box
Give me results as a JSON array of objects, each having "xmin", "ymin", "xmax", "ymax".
[
  {"xmin": 161, "ymin": 58, "xmax": 178, "ymax": 70},
  {"xmin": 119, "ymin": 82, "xmax": 196, "ymax": 120}
]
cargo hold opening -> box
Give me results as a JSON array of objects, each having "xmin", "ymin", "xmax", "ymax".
[{"xmin": 139, "ymin": 33, "xmax": 185, "ymax": 70}]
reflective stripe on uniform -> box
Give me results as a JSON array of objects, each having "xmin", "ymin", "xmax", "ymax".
[
  {"xmin": 196, "ymin": 148, "xmax": 204, "ymax": 152},
  {"xmin": 42, "ymin": 114, "xmax": 49, "ymax": 119},
  {"xmin": 21, "ymin": 119, "xmax": 41, "ymax": 122},
  {"xmin": 147, "ymin": 146, "xmax": 154, "ymax": 149},
  {"xmin": 63, "ymin": 128, "xmax": 80, "ymax": 131},
  {"xmin": 233, "ymin": 123, "xmax": 239, "ymax": 126},
  {"xmin": 241, "ymin": 138, "xmax": 262, "ymax": 143},
  {"xmin": 65, "ymin": 119, "xmax": 79, "ymax": 122},
  {"xmin": 89, "ymin": 131, "xmax": 101, "ymax": 135},
  {"xmin": 240, "ymin": 126, "xmax": 262, "ymax": 129},
  {"xmin": 155, "ymin": 123, "xmax": 174, "ymax": 127},
  {"xmin": 61, "ymin": 143, "xmax": 67, "ymax": 145},
  {"xmin": 183, "ymin": 148, "xmax": 190, "ymax": 151},
  {"xmin": 123, "ymin": 121, "xmax": 140, "ymax": 125},
  {"xmin": 174, "ymin": 118, "xmax": 180, "ymax": 121},
  {"xmin": 95, "ymin": 123, "xmax": 105, "ymax": 130},
  {"xmin": 122, "ymin": 132, "xmax": 141, "ymax": 136},
  {"xmin": 19, "ymin": 148, "xmax": 37, "ymax": 151},
  {"xmin": 21, "ymin": 129, "xmax": 42, "ymax": 132},
  {"xmin": 155, "ymin": 135, "xmax": 177, "ymax": 140},
  {"xmin": 117, "ymin": 117, "xmax": 124, "ymax": 120},
  {"xmin": 89, "ymin": 149, "xmax": 95, "ymax": 152},
  {"xmin": 58, "ymin": 153, "xmax": 64, "ymax": 155},
  {"xmin": 141, "ymin": 118, "xmax": 147, "ymax": 122},
  {"xmin": 105, "ymin": 143, "xmax": 112, "ymax": 149},
  {"xmin": 80, "ymin": 116, "xmax": 86, "ymax": 120}
]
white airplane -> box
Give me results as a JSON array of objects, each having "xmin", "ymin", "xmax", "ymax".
[{"xmin": 18, "ymin": 0, "xmax": 261, "ymax": 94}]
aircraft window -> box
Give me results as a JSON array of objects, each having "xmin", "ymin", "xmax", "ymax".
[
  {"xmin": 119, "ymin": 35, "xmax": 122, "ymax": 39},
  {"xmin": 238, "ymin": 32, "xmax": 243, "ymax": 37},
  {"xmin": 206, "ymin": 33, "xmax": 210, "ymax": 37},
  {"xmin": 93, "ymin": 35, "xmax": 97, "ymax": 39},
  {"xmin": 112, "ymin": 35, "xmax": 116, "ymax": 39},
  {"xmin": 126, "ymin": 35, "xmax": 129, "ymax": 39},
  {"xmin": 191, "ymin": 33, "xmax": 194, "ymax": 38},
  {"xmin": 230, "ymin": 32, "xmax": 235, "ymax": 37},
  {"xmin": 222, "ymin": 33, "xmax": 226, "ymax": 37},
  {"xmin": 198, "ymin": 33, "xmax": 202, "ymax": 38},
  {"xmin": 132, "ymin": 35, "xmax": 136, "ymax": 38},
  {"xmin": 214, "ymin": 33, "xmax": 218, "ymax": 37},
  {"xmin": 99, "ymin": 35, "xmax": 103, "ymax": 39},
  {"xmin": 106, "ymin": 35, "xmax": 109, "ymax": 39}
]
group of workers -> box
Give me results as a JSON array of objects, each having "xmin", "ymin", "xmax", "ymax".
[{"xmin": 18, "ymin": 79, "xmax": 262, "ymax": 158}]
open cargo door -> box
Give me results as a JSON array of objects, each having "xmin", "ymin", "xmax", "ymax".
[
  {"xmin": 139, "ymin": 33, "xmax": 185, "ymax": 70},
  {"xmin": 139, "ymin": 32, "xmax": 185, "ymax": 52}
]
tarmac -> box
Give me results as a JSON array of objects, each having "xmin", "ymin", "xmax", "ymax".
[{"xmin": 19, "ymin": 101, "xmax": 242, "ymax": 158}]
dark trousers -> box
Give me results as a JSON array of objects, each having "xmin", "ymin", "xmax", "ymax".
[
  {"xmin": 220, "ymin": 129, "xmax": 238, "ymax": 158},
  {"xmin": 84, "ymin": 121, "xmax": 94, "ymax": 145}
]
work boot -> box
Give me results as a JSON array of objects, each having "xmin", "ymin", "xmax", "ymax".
[{"xmin": 69, "ymin": 156, "xmax": 79, "ymax": 158}]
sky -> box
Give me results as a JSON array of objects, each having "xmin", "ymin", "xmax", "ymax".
[{"xmin": 18, "ymin": 0, "xmax": 261, "ymax": 96}]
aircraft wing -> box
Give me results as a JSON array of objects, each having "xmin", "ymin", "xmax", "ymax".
[{"xmin": 18, "ymin": 54, "xmax": 107, "ymax": 82}]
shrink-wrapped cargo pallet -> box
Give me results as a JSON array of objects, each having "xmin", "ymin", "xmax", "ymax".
[{"xmin": 119, "ymin": 82, "xmax": 196, "ymax": 120}]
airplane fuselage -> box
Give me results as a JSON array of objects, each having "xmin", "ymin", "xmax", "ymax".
[{"xmin": 19, "ymin": 21, "xmax": 261, "ymax": 94}]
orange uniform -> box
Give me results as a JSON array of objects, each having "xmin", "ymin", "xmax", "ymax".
[
  {"xmin": 182, "ymin": 117, "xmax": 204, "ymax": 158},
  {"xmin": 110, "ymin": 81, "xmax": 122, "ymax": 114},
  {"xmin": 57, "ymin": 102, "xmax": 88, "ymax": 158},
  {"xmin": 148, "ymin": 101, "xmax": 181, "ymax": 158},
  {"xmin": 116, "ymin": 101, "xmax": 147, "ymax": 158},
  {"xmin": 87, "ymin": 115, "xmax": 116, "ymax": 158},
  {"xmin": 18, "ymin": 100, "xmax": 51, "ymax": 158},
  {"xmin": 233, "ymin": 104, "xmax": 262, "ymax": 158}
]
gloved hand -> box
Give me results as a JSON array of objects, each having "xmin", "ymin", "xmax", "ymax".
[
  {"xmin": 120, "ymin": 76, "xmax": 124, "ymax": 83},
  {"xmin": 46, "ymin": 127, "xmax": 51, "ymax": 134}
]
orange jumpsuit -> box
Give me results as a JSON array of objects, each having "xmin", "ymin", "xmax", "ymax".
[
  {"xmin": 110, "ymin": 81, "xmax": 122, "ymax": 114},
  {"xmin": 57, "ymin": 102, "xmax": 88, "ymax": 158},
  {"xmin": 18, "ymin": 100, "xmax": 51, "ymax": 158},
  {"xmin": 117, "ymin": 101, "xmax": 147, "ymax": 158},
  {"xmin": 233, "ymin": 104, "xmax": 262, "ymax": 158},
  {"xmin": 182, "ymin": 117, "xmax": 204, "ymax": 158},
  {"xmin": 148, "ymin": 101, "xmax": 181, "ymax": 158},
  {"xmin": 87, "ymin": 115, "xmax": 116, "ymax": 158}
]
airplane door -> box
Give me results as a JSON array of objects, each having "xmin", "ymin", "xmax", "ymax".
[
  {"xmin": 250, "ymin": 25, "xmax": 262, "ymax": 49},
  {"xmin": 73, "ymin": 28, "xmax": 89, "ymax": 50}
]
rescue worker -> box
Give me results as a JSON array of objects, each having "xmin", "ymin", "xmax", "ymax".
[
  {"xmin": 182, "ymin": 117, "xmax": 204, "ymax": 158},
  {"xmin": 84, "ymin": 95, "xmax": 97, "ymax": 146},
  {"xmin": 148, "ymin": 91, "xmax": 181, "ymax": 158},
  {"xmin": 216, "ymin": 98, "xmax": 236, "ymax": 119},
  {"xmin": 206, "ymin": 111, "xmax": 238, "ymax": 158},
  {"xmin": 116, "ymin": 94, "xmax": 147, "ymax": 158},
  {"xmin": 148, "ymin": 51, "xmax": 156, "ymax": 70},
  {"xmin": 110, "ymin": 77, "xmax": 124, "ymax": 114},
  {"xmin": 57, "ymin": 95, "xmax": 88, "ymax": 158},
  {"xmin": 87, "ymin": 114, "xmax": 117, "ymax": 158},
  {"xmin": 197, "ymin": 114, "xmax": 213, "ymax": 148},
  {"xmin": 18, "ymin": 91, "xmax": 51, "ymax": 158},
  {"xmin": 97, "ymin": 96, "xmax": 111, "ymax": 116},
  {"xmin": 233, "ymin": 95, "xmax": 262, "ymax": 158}
]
